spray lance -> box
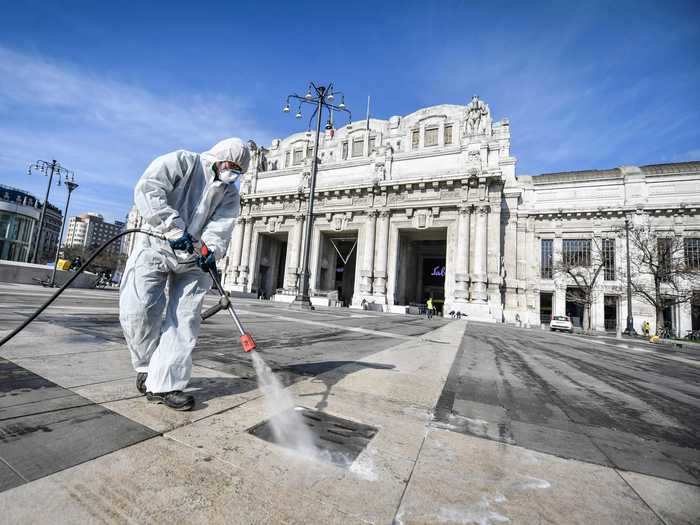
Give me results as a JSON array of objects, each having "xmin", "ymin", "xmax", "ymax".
[{"xmin": 198, "ymin": 243, "xmax": 257, "ymax": 353}]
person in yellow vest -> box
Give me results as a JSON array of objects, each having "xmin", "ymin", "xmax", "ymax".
[{"xmin": 426, "ymin": 297, "xmax": 434, "ymax": 319}]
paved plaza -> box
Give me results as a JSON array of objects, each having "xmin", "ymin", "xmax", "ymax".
[{"xmin": 0, "ymin": 283, "xmax": 699, "ymax": 524}]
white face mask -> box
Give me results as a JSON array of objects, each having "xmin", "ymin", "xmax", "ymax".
[{"xmin": 218, "ymin": 169, "xmax": 241, "ymax": 184}]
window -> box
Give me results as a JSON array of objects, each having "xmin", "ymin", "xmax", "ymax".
[
  {"xmin": 285, "ymin": 151, "xmax": 290, "ymax": 167},
  {"xmin": 351, "ymin": 138, "xmax": 364, "ymax": 157},
  {"xmin": 658, "ymin": 238, "xmax": 672, "ymax": 281},
  {"xmin": 686, "ymin": 238, "xmax": 700, "ymax": 270},
  {"xmin": 368, "ymin": 136, "xmax": 376, "ymax": 153},
  {"xmin": 306, "ymin": 147, "xmax": 313, "ymax": 159},
  {"xmin": 541, "ymin": 239, "xmax": 553, "ymax": 279},
  {"xmin": 292, "ymin": 149, "xmax": 303, "ymax": 165},
  {"xmin": 562, "ymin": 239, "xmax": 591, "ymax": 267},
  {"xmin": 341, "ymin": 141, "xmax": 348, "ymax": 160},
  {"xmin": 602, "ymin": 238, "xmax": 616, "ymax": 280},
  {"xmin": 444, "ymin": 125, "xmax": 453, "ymax": 145},
  {"xmin": 411, "ymin": 129, "xmax": 419, "ymax": 149},
  {"xmin": 424, "ymin": 127, "xmax": 438, "ymax": 147}
]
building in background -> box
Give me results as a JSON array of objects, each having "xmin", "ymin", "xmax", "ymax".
[
  {"xmin": 225, "ymin": 97, "xmax": 700, "ymax": 335},
  {"xmin": 65, "ymin": 212, "xmax": 125, "ymax": 255},
  {"xmin": 39, "ymin": 204, "xmax": 63, "ymax": 264},
  {"xmin": 121, "ymin": 205, "xmax": 144, "ymax": 257},
  {"xmin": 0, "ymin": 184, "xmax": 62, "ymax": 264}
]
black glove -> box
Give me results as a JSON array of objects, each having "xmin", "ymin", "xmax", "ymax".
[
  {"xmin": 168, "ymin": 232, "xmax": 194, "ymax": 254},
  {"xmin": 196, "ymin": 252, "xmax": 216, "ymax": 272}
]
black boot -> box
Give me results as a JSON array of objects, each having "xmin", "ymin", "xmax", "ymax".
[
  {"xmin": 136, "ymin": 372, "xmax": 148, "ymax": 395},
  {"xmin": 146, "ymin": 391, "xmax": 195, "ymax": 411}
]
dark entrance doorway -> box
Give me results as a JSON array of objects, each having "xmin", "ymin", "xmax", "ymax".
[
  {"xmin": 540, "ymin": 292, "xmax": 553, "ymax": 325},
  {"xmin": 565, "ymin": 287, "xmax": 585, "ymax": 328},
  {"xmin": 396, "ymin": 228, "xmax": 447, "ymax": 314},
  {"xmin": 604, "ymin": 295, "xmax": 618, "ymax": 331},
  {"xmin": 255, "ymin": 232, "xmax": 288, "ymax": 299},
  {"xmin": 317, "ymin": 233, "xmax": 358, "ymax": 307}
]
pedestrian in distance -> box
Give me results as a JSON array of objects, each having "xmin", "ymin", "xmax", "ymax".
[
  {"xmin": 119, "ymin": 138, "xmax": 250, "ymax": 411},
  {"xmin": 426, "ymin": 297, "xmax": 434, "ymax": 319}
]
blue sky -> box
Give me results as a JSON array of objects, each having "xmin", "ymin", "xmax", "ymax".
[{"xmin": 1, "ymin": 0, "xmax": 698, "ymax": 225}]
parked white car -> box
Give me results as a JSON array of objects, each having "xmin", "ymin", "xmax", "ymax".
[{"xmin": 550, "ymin": 315, "xmax": 574, "ymax": 333}]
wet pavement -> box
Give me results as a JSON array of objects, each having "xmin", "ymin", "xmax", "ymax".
[
  {"xmin": 0, "ymin": 283, "xmax": 699, "ymax": 523},
  {"xmin": 0, "ymin": 283, "xmax": 446, "ymax": 494},
  {"xmin": 435, "ymin": 322, "xmax": 700, "ymax": 485}
]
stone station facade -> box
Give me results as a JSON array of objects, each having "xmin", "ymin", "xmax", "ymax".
[{"xmin": 220, "ymin": 97, "xmax": 700, "ymax": 334}]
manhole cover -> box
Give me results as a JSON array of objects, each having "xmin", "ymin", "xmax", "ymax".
[{"xmin": 247, "ymin": 407, "xmax": 378, "ymax": 467}]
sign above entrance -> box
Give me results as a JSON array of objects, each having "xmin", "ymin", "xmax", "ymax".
[{"xmin": 431, "ymin": 266, "xmax": 446, "ymax": 277}]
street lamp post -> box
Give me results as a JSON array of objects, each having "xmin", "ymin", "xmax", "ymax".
[
  {"xmin": 27, "ymin": 159, "xmax": 75, "ymax": 264},
  {"xmin": 624, "ymin": 217, "xmax": 636, "ymax": 335},
  {"xmin": 282, "ymin": 83, "xmax": 351, "ymax": 309},
  {"xmin": 49, "ymin": 177, "xmax": 79, "ymax": 288}
]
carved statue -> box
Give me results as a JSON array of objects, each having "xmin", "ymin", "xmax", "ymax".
[
  {"xmin": 465, "ymin": 95, "xmax": 490, "ymax": 136},
  {"xmin": 371, "ymin": 145, "xmax": 394, "ymax": 183},
  {"xmin": 298, "ymin": 171, "xmax": 310, "ymax": 192},
  {"xmin": 256, "ymin": 147, "xmax": 268, "ymax": 172}
]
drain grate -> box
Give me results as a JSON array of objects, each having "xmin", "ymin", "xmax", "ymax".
[{"xmin": 247, "ymin": 407, "xmax": 378, "ymax": 466}]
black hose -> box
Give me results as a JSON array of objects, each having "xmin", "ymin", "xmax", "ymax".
[{"xmin": 0, "ymin": 228, "xmax": 165, "ymax": 347}]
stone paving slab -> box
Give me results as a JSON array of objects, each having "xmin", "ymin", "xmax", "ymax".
[
  {"xmin": 0, "ymin": 436, "xmax": 361, "ymax": 525},
  {"xmin": 0, "ymin": 458, "xmax": 24, "ymax": 492},
  {"xmin": 0, "ymin": 355, "xmax": 158, "ymax": 494},
  {"xmin": 395, "ymin": 428, "xmax": 666, "ymax": 525},
  {"xmin": 94, "ymin": 369, "xmax": 261, "ymax": 434},
  {"xmin": 620, "ymin": 471, "xmax": 700, "ymax": 525},
  {"xmin": 9, "ymin": 349, "xmax": 134, "ymax": 389},
  {"xmin": 0, "ymin": 404, "xmax": 157, "ymax": 483}
]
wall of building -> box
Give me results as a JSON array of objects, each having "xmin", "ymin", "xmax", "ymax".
[
  {"xmin": 220, "ymin": 97, "xmax": 699, "ymax": 334},
  {"xmin": 66, "ymin": 213, "xmax": 125, "ymax": 255},
  {"xmin": 0, "ymin": 184, "xmax": 61, "ymax": 264},
  {"xmin": 506, "ymin": 163, "xmax": 700, "ymax": 335}
]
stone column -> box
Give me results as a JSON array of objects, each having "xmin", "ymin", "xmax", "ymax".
[
  {"xmin": 286, "ymin": 214, "xmax": 304, "ymax": 290},
  {"xmin": 225, "ymin": 217, "xmax": 245, "ymax": 289},
  {"xmin": 454, "ymin": 205, "xmax": 471, "ymax": 300},
  {"xmin": 552, "ymin": 235, "xmax": 565, "ymax": 316},
  {"xmin": 372, "ymin": 209, "xmax": 390, "ymax": 300},
  {"xmin": 471, "ymin": 205, "xmax": 490, "ymax": 302},
  {"xmin": 236, "ymin": 217, "xmax": 254, "ymax": 287},
  {"xmin": 360, "ymin": 210, "xmax": 377, "ymax": 293}
]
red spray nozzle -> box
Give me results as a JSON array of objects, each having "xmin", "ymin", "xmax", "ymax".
[
  {"xmin": 240, "ymin": 333, "xmax": 257, "ymax": 353},
  {"xmin": 201, "ymin": 243, "xmax": 210, "ymax": 257}
]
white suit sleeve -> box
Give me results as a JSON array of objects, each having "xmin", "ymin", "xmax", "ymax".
[
  {"xmin": 200, "ymin": 187, "xmax": 240, "ymax": 259},
  {"xmin": 134, "ymin": 151, "xmax": 194, "ymax": 236}
]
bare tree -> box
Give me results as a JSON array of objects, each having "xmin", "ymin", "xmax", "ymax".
[
  {"xmin": 621, "ymin": 223, "xmax": 700, "ymax": 331},
  {"xmin": 553, "ymin": 238, "xmax": 607, "ymax": 332}
]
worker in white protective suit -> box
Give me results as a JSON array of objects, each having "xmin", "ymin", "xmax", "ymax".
[{"xmin": 119, "ymin": 138, "xmax": 250, "ymax": 411}]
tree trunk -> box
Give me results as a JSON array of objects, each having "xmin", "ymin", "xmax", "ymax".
[{"xmin": 583, "ymin": 306, "xmax": 590, "ymax": 333}]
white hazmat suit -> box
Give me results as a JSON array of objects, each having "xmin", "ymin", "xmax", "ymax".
[{"xmin": 120, "ymin": 138, "xmax": 250, "ymax": 394}]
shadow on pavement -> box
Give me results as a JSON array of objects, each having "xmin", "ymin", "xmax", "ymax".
[{"xmin": 292, "ymin": 361, "xmax": 396, "ymax": 411}]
